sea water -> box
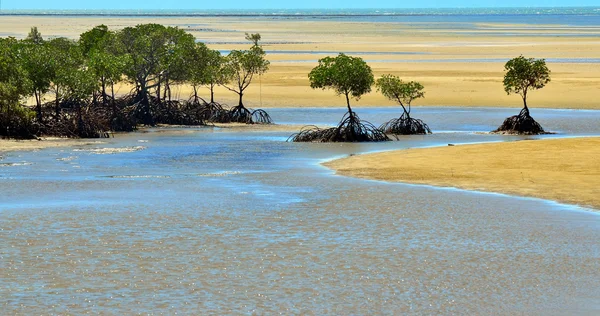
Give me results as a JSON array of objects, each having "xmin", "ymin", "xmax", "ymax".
[{"xmin": 1, "ymin": 107, "xmax": 600, "ymax": 314}]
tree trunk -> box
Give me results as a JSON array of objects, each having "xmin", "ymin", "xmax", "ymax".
[
  {"xmin": 101, "ymin": 78, "xmax": 108, "ymax": 106},
  {"xmin": 210, "ymin": 85, "xmax": 215, "ymax": 104},
  {"xmin": 345, "ymin": 92, "xmax": 352, "ymax": 113},
  {"xmin": 34, "ymin": 90, "xmax": 42, "ymax": 122},
  {"xmin": 522, "ymin": 90, "xmax": 529, "ymax": 114},
  {"xmin": 139, "ymin": 81, "xmax": 153, "ymax": 126},
  {"xmin": 238, "ymin": 92, "xmax": 244, "ymax": 107},
  {"xmin": 111, "ymin": 83, "xmax": 117, "ymax": 118},
  {"xmin": 156, "ymin": 76, "xmax": 161, "ymax": 103},
  {"xmin": 55, "ymin": 88, "xmax": 60, "ymax": 121}
]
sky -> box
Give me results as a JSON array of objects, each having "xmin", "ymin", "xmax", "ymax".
[{"xmin": 0, "ymin": 0, "xmax": 598, "ymax": 10}]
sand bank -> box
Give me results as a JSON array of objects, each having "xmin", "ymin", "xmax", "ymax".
[
  {"xmin": 1, "ymin": 16, "xmax": 599, "ymax": 109},
  {"xmin": 325, "ymin": 137, "xmax": 600, "ymax": 210},
  {"xmin": 0, "ymin": 138, "xmax": 103, "ymax": 153}
]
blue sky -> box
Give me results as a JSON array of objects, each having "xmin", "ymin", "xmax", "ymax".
[{"xmin": 0, "ymin": 1, "xmax": 598, "ymax": 10}]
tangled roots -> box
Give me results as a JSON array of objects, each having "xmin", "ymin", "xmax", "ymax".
[
  {"xmin": 199, "ymin": 102, "xmax": 226, "ymax": 121},
  {"xmin": 492, "ymin": 107, "xmax": 547, "ymax": 135},
  {"xmin": 289, "ymin": 111, "xmax": 390, "ymax": 142},
  {"xmin": 379, "ymin": 113, "xmax": 431, "ymax": 135},
  {"xmin": 251, "ymin": 109, "xmax": 273, "ymax": 124},
  {"xmin": 228, "ymin": 105, "xmax": 253, "ymax": 124}
]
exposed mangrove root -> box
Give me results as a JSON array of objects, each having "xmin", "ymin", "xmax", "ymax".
[
  {"xmin": 34, "ymin": 102, "xmax": 114, "ymax": 138},
  {"xmin": 153, "ymin": 99, "xmax": 205, "ymax": 126},
  {"xmin": 379, "ymin": 112, "xmax": 431, "ymax": 135},
  {"xmin": 492, "ymin": 107, "xmax": 548, "ymax": 135},
  {"xmin": 251, "ymin": 109, "xmax": 273, "ymax": 125},
  {"xmin": 199, "ymin": 102, "xmax": 226, "ymax": 122},
  {"xmin": 228, "ymin": 105, "xmax": 253, "ymax": 124},
  {"xmin": 3, "ymin": 92, "xmax": 276, "ymax": 138},
  {"xmin": 0, "ymin": 108, "xmax": 40, "ymax": 139},
  {"xmin": 289, "ymin": 111, "xmax": 390, "ymax": 142}
]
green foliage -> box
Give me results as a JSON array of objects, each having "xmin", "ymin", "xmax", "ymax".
[
  {"xmin": 118, "ymin": 24, "xmax": 196, "ymax": 96},
  {"xmin": 376, "ymin": 74, "xmax": 424, "ymax": 114},
  {"xmin": 0, "ymin": 38, "xmax": 31, "ymax": 103},
  {"xmin": 245, "ymin": 33, "xmax": 261, "ymax": 46},
  {"xmin": 0, "ymin": 37, "xmax": 35, "ymax": 137},
  {"xmin": 187, "ymin": 44, "xmax": 230, "ymax": 102},
  {"xmin": 308, "ymin": 53, "xmax": 374, "ymax": 109},
  {"xmin": 119, "ymin": 24, "xmax": 168, "ymax": 91},
  {"xmin": 503, "ymin": 56, "xmax": 551, "ymax": 108},
  {"xmin": 223, "ymin": 44, "xmax": 270, "ymax": 106},
  {"xmin": 0, "ymin": 24, "xmax": 275, "ymax": 136},
  {"xmin": 80, "ymin": 26, "xmax": 126, "ymax": 104},
  {"xmin": 160, "ymin": 27, "xmax": 196, "ymax": 85},
  {"xmin": 79, "ymin": 24, "xmax": 110, "ymax": 57},
  {"xmin": 18, "ymin": 39, "xmax": 54, "ymax": 116},
  {"xmin": 25, "ymin": 26, "xmax": 44, "ymax": 44},
  {"xmin": 48, "ymin": 37, "xmax": 93, "ymax": 102}
]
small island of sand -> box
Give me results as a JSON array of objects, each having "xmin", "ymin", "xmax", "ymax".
[{"xmin": 325, "ymin": 137, "xmax": 600, "ymax": 209}]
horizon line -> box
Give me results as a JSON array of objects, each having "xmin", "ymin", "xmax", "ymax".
[{"xmin": 0, "ymin": 6, "xmax": 599, "ymax": 11}]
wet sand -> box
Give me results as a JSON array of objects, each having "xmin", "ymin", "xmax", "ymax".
[
  {"xmin": 0, "ymin": 138, "xmax": 103, "ymax": 153},
  {"xmin": 1, "ymin": 16, "xmax": 599, "ymax": 109},
  {"xmin": 0, "ymin": 123, "xmax": 308, "ymax": 152},
  {"xmin": 325, "ymin": 137, "xmax": 600, "ymax": 210}
]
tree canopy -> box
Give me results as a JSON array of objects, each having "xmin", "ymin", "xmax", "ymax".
[
  {"xmin": 222, "ymin": 44, "xmax": 269, "ymax": 107},
  {"xmin": 308, "ymin": 53, "xmax": 374, "ymax": 111},
  {"xmin": 503, "ymin": 56, "xmax": 551, "ymax": 109},
  {"xmin": 376, "ymin": 74, "xmax": 430, "ymax": 135},
  {"xmin": 376, "ymin": 74, "xmax": 424, "ymax": 115},
  {"xmin": 0, "ymin": 24, "xmax": 273, "ymax": 138}
]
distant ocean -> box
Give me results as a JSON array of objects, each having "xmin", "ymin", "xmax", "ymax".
[
  {"xmin": 1, "ymin": 7, "xmax": 600, "ymax": 16},
  {"xmin": 1, "ymin": 7, "xmax": 599, "ymax": 25}
]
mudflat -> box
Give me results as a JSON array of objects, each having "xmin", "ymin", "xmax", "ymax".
[{"xmin": 325, "ymin": 137, "xmax": 600, "ymax": 210}]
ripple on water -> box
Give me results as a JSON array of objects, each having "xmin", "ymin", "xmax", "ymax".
[
  {"xmin": 197, "ymin": 171, "xmax": 242, "ymax": 177},
  {"xmin": 0, "ymin": 162, "xmax": 33, "ymax": 167},
  {"xmin": 0, "ymin": 107, "xmax": 599, "ymax": 314},
  {"xmin": 73, "ymin": 146, "xmax": 146, "ymax": 154}
]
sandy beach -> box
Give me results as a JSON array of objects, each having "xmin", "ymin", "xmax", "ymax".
[
  {"xmin": 325, "ymin": 137, "xmax": 600, "ymax": 210},
  {"xmin": 1, "ymin": 16, "xmax": 599, "ymax": 109}
]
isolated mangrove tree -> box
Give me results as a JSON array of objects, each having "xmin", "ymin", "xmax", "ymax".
[
  {"xmin": 493, "ymin": 55, "xmax": 551, "ymax": 134},
  {"xmin": 376, "ymin": 74, "xmax": 430, "ymax": 135},
  {"xmin": 220, "ymin": 34, "xmax": 272, "ymax": 124}
]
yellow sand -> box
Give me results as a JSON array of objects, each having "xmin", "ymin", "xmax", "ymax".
[
  {"xmin": 1, "ymin": 16, "xmax": 599, "ymax": 109},
  {"xmin": 325, "ymin": 137, "xmax": 600, "ymax": 210}
]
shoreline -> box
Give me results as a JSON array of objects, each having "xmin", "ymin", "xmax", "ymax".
[
  {"xmin": 0, "ymin": 123, "xmax": 308, "ymax": 153},
  {"xmin": 324, "ymin": 137, "xmax": 600, "ymax": 211},
  {"xmin": 0, "ymin": 137, "xmax": 104, "ymax": 153}
]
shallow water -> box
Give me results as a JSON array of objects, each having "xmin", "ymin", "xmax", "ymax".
[{"xmin": 1, "ymin": 107, "xmax": 599, "ymax": 314}]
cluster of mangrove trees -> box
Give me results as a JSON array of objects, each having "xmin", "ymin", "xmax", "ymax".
[
  {"xmin": 0, "ymin": 25, "xmax": 272, "ymax": 139},
  {"xmin": 290, "ymin": 53, "xmax": 431, "ymax": 142},
  {"xmin": 290, "ymin": 53, "xmax": 550, "ymax": 142}
]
